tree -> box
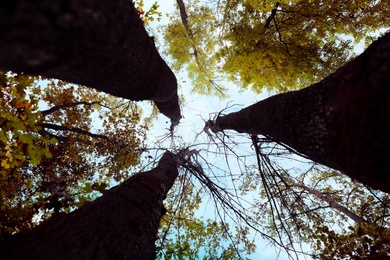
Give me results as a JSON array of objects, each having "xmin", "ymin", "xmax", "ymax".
[
  {"xmin": 220, "ymin": 0, "xmax": 390, "ymax": 93},
  {"xmin": 0, "ymin": 72, "xmax": 147, "ymax": 239},
  {"xmin": 206, "ymin": 32, "xmax": 390, "ymax": 193},
  {"xmin": 231, "ymin": 134, "xmax": 390, "ymax": 257},
  {"xmin": 163, "ymin": 0, "xmax": 390, "ymax": 94},
  {"xmin": 0, "ymin": 0, "xmax": 181, "ymax": 124},
  {"xmin": 0, "ymin": 152, "xmax": 179, "ymax": 259}
]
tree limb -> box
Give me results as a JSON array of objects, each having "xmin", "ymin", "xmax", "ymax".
[
  {"xmin": 41, "ymin": 101, "xmax": 102, "ymax": 116},
  {"xmin": 41, "ymin": 123, "xmax": 108, "ymax": 140}
]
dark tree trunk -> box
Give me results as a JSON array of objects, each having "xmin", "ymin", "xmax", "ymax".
[
  {"xmin": 0, "ymin": 152, "xmax": 178, "ymax": 259},
  {"xmin": 208, "ymin": 33, "xmax": 390, "ymax": 194},
  {"xmin": 0, "ymin": 0, "xmax": 181, "ymax": 124}
]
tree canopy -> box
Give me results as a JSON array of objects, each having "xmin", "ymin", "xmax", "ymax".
[
  {"xmin": 163, "ymin": 0, "xmax": 390, "ymax": 94},
  {"xmin": 0, "ymin": 72, "xmax": 146, "ymax": 239}
]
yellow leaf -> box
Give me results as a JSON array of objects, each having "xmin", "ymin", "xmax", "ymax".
[{"xmin": 1, "ymin": 159, "xmax": 10, "ymax": 169}]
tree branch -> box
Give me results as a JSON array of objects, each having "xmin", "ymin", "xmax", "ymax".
[
  {"xmin": 41, "ymin": 101, "xmax": 102, "ymax": 116},
  {"xmin": 265, "ymin": 2, "xmax": 280, "ymax": 28},
  {"xmin": 282, "ymin": 174, "xmax": 368, "ymax": 224},
  {"xmin": 41, "ymin": 123, "xmax": 108, "ymax": 140}
]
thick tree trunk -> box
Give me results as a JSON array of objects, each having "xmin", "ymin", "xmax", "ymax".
[
  {"xmin": 0, "ymin": 152, "xmax": 178, "ymax": 259},
  {"xmin": 0, "ymin": 0, "xmax": 181, "ymax": 124},
  {"xmin": 207, "ymin": 33, "xmax": 390, "ymax": 193}
]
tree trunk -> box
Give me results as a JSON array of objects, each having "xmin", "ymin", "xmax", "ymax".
[
  {"xmin": 0, "ymin": 0, "xmax": 181, "ymax": 124},
  {"xmin": 0, "ymin": 152, "xmax": 178, "ymax": 259},
  {"xmin": 207, "ymin": 33, "xmax": 390, "ymax": 194}
]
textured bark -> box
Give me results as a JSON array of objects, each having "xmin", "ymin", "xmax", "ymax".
[
  {"xmin": 0, "ymin": 0, "xmax": 181, "ymax": 124},
  {"xmin": 208, "ymin": 33, "xmax": 390, "ymax": 193},
  {"xmin": 0, "ymin": 152, "xmax": 179, "ymax": 259}
]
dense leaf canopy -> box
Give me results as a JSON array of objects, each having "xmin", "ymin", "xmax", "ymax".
[{"xmin": 163, "ymin": 0, "xmax": 390, "ymax": 94}]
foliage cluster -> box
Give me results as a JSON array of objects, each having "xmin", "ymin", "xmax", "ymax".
[
  {"xmin": 0, "ymin": 72, "xmax": 146, "ymax": 239},
  {"xmin": 0, "ymin": 72, "xmax": 53, "ymax": 172},
  {"xmin": 134, "ymin": 0, "xmax": 163, "ymax": 24},
  {"xmin": 312, "ymin": 222, "xmax": 390, "ymax": 259}
]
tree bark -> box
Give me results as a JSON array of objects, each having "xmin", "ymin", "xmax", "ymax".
[
  {"xmin": 207, "ymin": 32, "xmax": 390, "ymax": 194},
  {"xmin": 0, "ymin": 0, "xmax": 181, "ymax": 124},
  {"xmin": 0, "ymin": 152, "xmax": 179, "ymax": 259}
]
